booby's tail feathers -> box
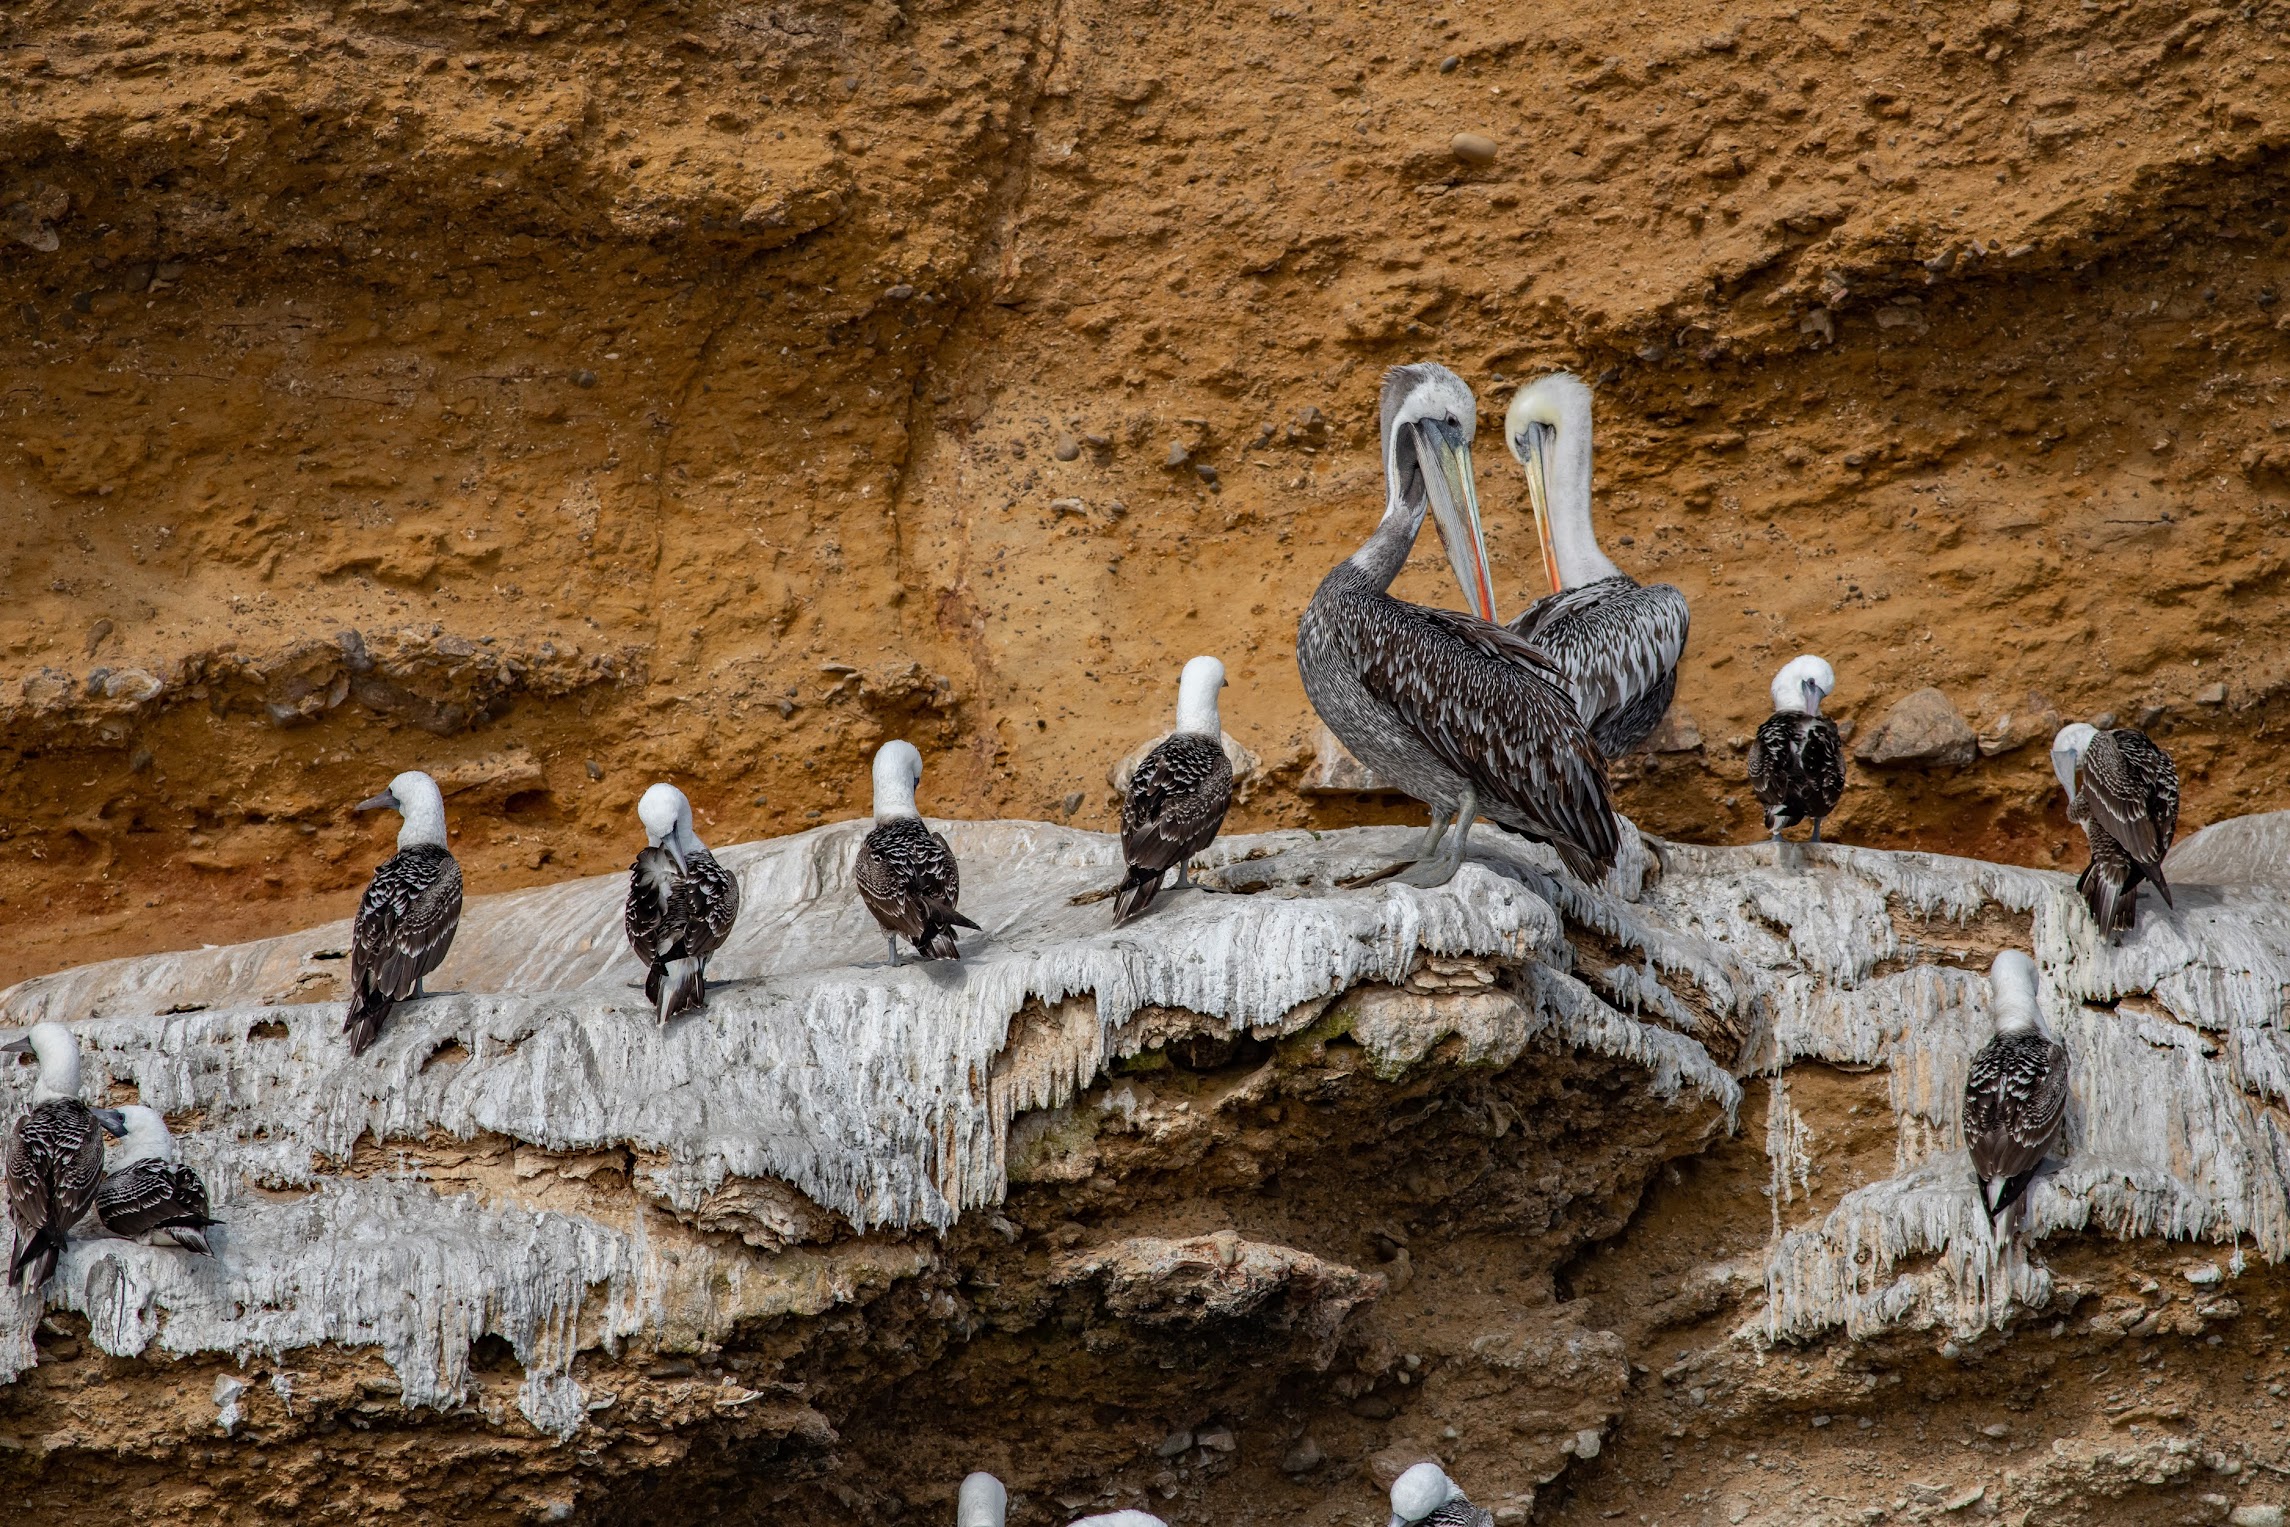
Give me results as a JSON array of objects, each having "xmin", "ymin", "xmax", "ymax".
[
  {"xmin": 916, "ymin": 898, "xmax": 977, "ymax": 960},
  {"xmin": 2083, "ymin": 867, "xmax": 2133, "ymax": 938},
  {"xmin": 2146, "ymin": 860, "xmax": 2175, "ymax": 909},
  {"xmin": 9, "ymin": 1227, "xmax": 64, "ymax": 1290},
  {"xmin": 656, "ymin": 956, "xmax": 707, "ymax": 1023},
  {"xmin": 344, "ymin": 986, "xmax": 395, "ymax": 1057},
  {"xmin": 167, "ymin": 1222, "xmax": 217, "ymax": 1256},
  {"xmin": 1982, "ymin": 1167, "xmax": 2040, "ymax": 1225},
  {"xmin": 1111, "ymin": 864, "xmax": 1166, "ymax": 926}
]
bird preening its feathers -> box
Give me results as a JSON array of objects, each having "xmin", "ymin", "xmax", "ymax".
[
  {"xmin": 346, "ymin": 771, "xmax": 463, "ymax": 1056},
  {"xmin": 857, "ymin": 741, "xmax": 980, "ymax": 962},
  {"xmin": 1388, "ymin": 1461, "xmax": 1496, "ymax": 1527},
  {"xmin": 96, "ymin": 1105, "xmax": 219, "ymax": 1255},
  {"xmin": 624, "ymin": 783, "xmax": 743, "ymax": 1024},
  {"xmin": 1964, "ymin": 950, "xmax": 2070, "ymax": 1227},
  {"xmin": 2052, "ymin": 722, "xmax": 2180, "ymax": 939},
  {"xmin": 4, "ymin": 1024, "xmax": 115, "ymax": 1289},
  {"xmin": 1114, "ymin": 656, "xmax": 1235, "ymax": 925},
  {"xmin": 957, "ymin": 1470, "xmax": 1167, "ymax": 1527},
  {"xmin": 1748, "ymin": 654, "xmax": 1846, "ymax": 843}
]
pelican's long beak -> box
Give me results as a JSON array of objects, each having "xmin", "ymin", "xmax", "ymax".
[
  {"xmin": 355, "ymin": 791, "xmax": 398, "ymax": 814},
  {"xmin": 1418, "ymin": 420, "xmax": 1498, "ymax": 623},
  {"xmin": 1516, "ymin": 422, "xmax": 1564, "ymax": 596}
]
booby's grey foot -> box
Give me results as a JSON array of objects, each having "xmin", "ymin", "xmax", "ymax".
[{"xmin": 884, "ymin": 935, "xmax": 903, "ymax": 967}]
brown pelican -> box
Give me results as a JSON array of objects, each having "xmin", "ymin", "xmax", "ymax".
[
  {"xmin": 624, "ymin": 783, "xmax": 742, "ymax": 1024},
  {"xmin": 2050, "ymin": 723, "xmax": 2180, "ymax": 938},
  {"xmin": 1114, "ymin": 655, "xmax": 1234, "ymax": 925},
  {"xmin": 4, "ymin": 1023, "xmax": 121, "ymax": 1288},
  {"xmin": 1747, "ymin": 655, "xmax": 1846, "ymax": 841},
  {"xmin": 1964, "ymin": 951, "xmax": 2068, "ymax": 1226},
  {"xmin": 1389, "ymin": 1462, "xmax": 1495, "ymax": 1527},
  {"xmin": 95, "ymin": 1105, "xmax": 217, "ymax": 1255},
  {"xmin": 1502, "ymin": 373, "xmax": 1691, "ymax": 758},
  {"xmin": 857, "ymin": 741, "xmax": 979, "ymax": 962},
  {"xmin": 1297, "ymin": 363, "xmax": 1617, "ymax": 887},
  {"xmin": 347, "ymin": 770, "xmax": 464, "ymax": 1056}
]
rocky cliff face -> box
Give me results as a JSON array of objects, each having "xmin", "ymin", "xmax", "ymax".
[
  {"xmin": 3, "ymin": 820, "xmax": 2289, "ymax": 1525},
  {"xmin": 5, "ymin": 0, "xmax": 2290, "ymax": 987}
]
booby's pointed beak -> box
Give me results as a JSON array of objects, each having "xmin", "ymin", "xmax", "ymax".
[
  {"xmin": 1517, "ymin": 421, "xmax": 1564, "ymax": 596},
  {"xmin": 0, "ymin": 1037, "xmax": 30, "ymax": 1058},
  {"xmin": 665, "ymin": 840, "xmax": 689, "ymax": 874},
  {"xmin": 93, "ymin": 1109, "xmax": 128, "ymax": 1138},
  {"xmin": 1418, "ymin": 420, "xmax": 1498, "ymax": 624},
  {"xmin": 1801, "ymin": 678, "xmax": 1824, "ymax": 717},
  {"xmin": 1387, "ymin": 1514, "xmax": 1408, "ymax": 1527},
  {"xmin": 355, "ymin": 791, "xmax": 399, "ymax": 814}
]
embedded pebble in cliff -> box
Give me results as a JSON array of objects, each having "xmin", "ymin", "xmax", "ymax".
[
  {"xmin": 1854, "ymin": 687, "xmax": 1977, "ymax": 768},
  {"xmin": 1977, "ymin": 691, "xmax": 2063, "ymax": 757},
  {"xmin": 1054, "ymin": 433, "xmax": 1080, "ymax": 461},
  {"xmin": 1281, "ymin": 1436, "xmax": 1325, "ymax": 1473},
  {"xmin": 1451, "ymin": 132, "xmax": 1499, "ymax": 165}
]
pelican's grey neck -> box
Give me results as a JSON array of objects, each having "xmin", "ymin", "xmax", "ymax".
[
  {"xmin": 1990, "ymin": 950, "xmax": 2043, "ymax": 1035},
  {"xmin": 1508, "ymin": 372, "xmax": 1621, "ymax": 591},
  {"xmin": 871, "ymin": 740, "xmax": 924, "ymax": 822},
  {"xmin": 1174, "ymin": 655, "xmax": 1227, "ymax": 738}
]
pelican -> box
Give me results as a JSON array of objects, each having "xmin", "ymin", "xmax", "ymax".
[
  {"xmin": 1297, "ymin": 363, "xmax": 1617, "ymax": 887},
  {"xmin": 857, "ymin": 741, "xmax": 979, "ymax": 962},
  {"xmin": 1114, "ymin": 655, "xmax": 1234, "ymax": 925},
  {"xmin": 4, "ymin": 1023, "xmax": 121, "ymax": 1288},
  {"xmin": 1388, "ymin": 1461, "xmax": 1495, "ymax": 1527},
  {"xmin": 1747, "ymin": 654, "xmax": 1846, "ymax": 841},
  {"xmin": 347, "ymin": 770, "xmax": 463, "ymax": 1055},
  {"xmin": 1503, "ymin": 373, "xmax": 1690, "ymax": 758},
  {"xmin": 1964, "ymin": 951, "xmax": 2068, "ymax": 1226},
  {"xmin": 624, "ymin": 783, "xmax": 743, "ymax": 1024},
  {"xmin": 2051, "ymin": 722, "xmax": 2179, "ymax": 938},
  {"xmin": 95, "ymin": 1105, "xmax": 218, "ymax": 1255}
]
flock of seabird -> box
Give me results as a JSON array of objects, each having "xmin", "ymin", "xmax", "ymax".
[{"xmin": 0, "ymin": 364, "xmax": 2198, "ymax": 1516}]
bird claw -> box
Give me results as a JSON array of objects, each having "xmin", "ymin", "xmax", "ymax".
[{"xmin": 1390, "ymin": 857, "xmax": 1462, "ymax": 889}]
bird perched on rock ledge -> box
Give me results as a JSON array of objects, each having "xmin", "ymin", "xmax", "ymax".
[
  {"xmin": 1964, "ymin": 950, "xmax": 2069, "ymax": 1228},
  {"xmin": 346, "ymin": 770, "xmax": 463, "ymax": 1055},
  {"xmin": 857, "ymin": 741, "xmax": 979, "ymax": 963},
  {"xmin": 1748, "ymin": 654, "xmax": 1846, "ymax": 843},
  {"xmin": 4, "ymin": 1022, "xmax": 122, "ymax": 1288},
  {"xmin": 624, "ymin": 783, "xmax": 742, "ymax": 1024},
  {"xmin": 1114, "ymin": 655, "xmax": 1235, "ymax": 925},
  {"xmin": 1389, "ymin": 1461, "xmax": 1495, "ymax": 1527},
  {"xmin": 2051, "ymin": 722, "xmax": 2179, "ymax": 939},
  {"xmin": 95, "ymin": 1104, "xmax": 218, "ymax": 1255}
]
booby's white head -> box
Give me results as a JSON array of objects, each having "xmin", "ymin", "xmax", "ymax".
[
  {"xmin": 1989, "ymin": 950, "xmax": 2043, "ymax": 1035},
  {"xmin": 872, "ymin": 740, "xmax": 925, "ymax": 823},
  {"xmin": 1389, "ymin": 1462, "xmax": 1464, "ymax": 1527},
  {"xmin": 0, "ymin": 1021, "xmax": 83, "ymax": 1105},
  {"xmin": 1374, "ymin": 363, "xmax": 1498, "ymax": 623},
  {"xmin": 2050, "ymin": 722, "xmax": 2098, "ymax": 801},
  {"xmin": 1174, "ymin": 655, "xmax": 1228, "ymax": 738},
  {"xmin": 637, "ymin": 782, "xmax": 705, "ymax": 870},
  {"xmin": 956, "ymin": 1471, "xmax": 1006, "ymax": 1527},
  {"xmin": 1506, "ymin": 371, "xmax": 1620, "ymax": 593},
  {"xmin": 356, "ymin": 770, "xmax": 449, "ymax": 852},
  {"xmin": 108, "ymin": 1104, "xmax": 181, "ymax": 1168},
  {"xmin": 1771, "ymin": 654, "xmax": 1836, "ymax": 717}
]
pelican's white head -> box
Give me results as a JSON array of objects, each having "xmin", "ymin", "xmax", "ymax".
[
  {"xmin": 109, "ymin": 1104, "xmax": 180, "ymax": 1167},
  {"xmin": 1374, "ymin": 363, "xmax": 1498, "ymax": 623},
  {"xmin": 356, "ymin": 769, "xmax": 449, "ymax": 852},
  {"xmin": 0, "ymin": 1021, "xmax": 83, "ymax": 1105},
  {"xmin": 2050, "ymin": 722, "xmax": 2098, "ymax": 801},
  {"xmin": 1506, "ymin": 371, "xmax": 1619, "ymax": 593},
  {"xmin": 1990, "ymin": 950, "xmax": 2043, "ymax": 1035},
  {"xmin": 1174, "ymin": 655, "xmax": 1227, "ymax": 738},
  {"xmin": 638, "ymin": 782, "xmax": 703, "ymax": 869},
  {"xmin": 1771, "ymin": 654, "xmax": 1837, "ymax": 717},
  {"xmin": 872, "ymin": 740, "xmax": 925, "ymax": 823},
  {"xmin": 1389, "ymin": 1462, "xmax": 1463, "ymax": 1527},
  {"xmin": 956, "ymin": 1471, "xmax": 1006, "ymax": 1527}
]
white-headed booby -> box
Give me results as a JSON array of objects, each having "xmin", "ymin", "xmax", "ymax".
[
  {"xmin": 624, "ymin": 783, "xmax": 743, "ymax": 1024},
  {"xmin": 346, "ymin": 770, "xmax": 464, "ymax": 1055},
  {"xmin": 1502, "ymin": 373, "xmax": 1691, "ymax": 759},
  {"xmin": 1963, "ymin": 950, "xmax": 2069, "ymax": 1225},
  {"xmin": 2051, "ymin": 722, "xmax": 2180, "ymax": 938},
  {"xmin": 1114, "ymin": 655, "xmax": 1235, "ymax": 925},
  {"xmin": 4, "ymin": 1023, "xmax": 119, "ymax": 1288},
  {"xmin": 1297, "ymin": 364, "xmax": 1617, "ymax": 887},
  {"xmin": 1746, "ymin": 654, "xmax": 1846, "ymax": 842},
  {"xmin": 95, "ymin": 1104, "xmax": 218, "ymax": 1254},
  {"xmin": 857, "ymin": 741, "xmax": 979, "ymax": 962},
  {"xmin": 958, "ymin": 1471, "xmax": 1008, "ymax": 1527},
  {"xmin": 1389, "ymin": 1461, "xmax": 1496, "ymax": 1527}
]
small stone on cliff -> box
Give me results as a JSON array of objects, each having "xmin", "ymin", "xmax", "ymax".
[
  {"xmin": 1646, "ymin": 706, "xmax": 1702, "ymax": 753},
  {"xmin": 1855, "ymin": 688, "xmax": 1976, "ymax": 768},
  {"xmin": 1975, "ymin": 691, "xmax": 2061, "ymax": 756},
  {"xmin": 1281, "ymin": 1437, "xmax": 1324, "ymax": 1473},
  {"xmin": 1054, "ymin": 433, "xmax": 1080, "ymax": 461},
  {"xmin": 1451, "ymin": 132, "xmax": 1499, "ymax": 165}
]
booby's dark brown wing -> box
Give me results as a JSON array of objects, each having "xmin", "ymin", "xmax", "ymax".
[
  {"xmin": 1115, "ymin": 733, "xmax": 1233, "ymax": 924},
  {"xmin": 2076, "ymin": 729, "xmax": 2178, "ymax": 881},
  {"xmin": 857, "ymin": 818, "xmax": 978, "ymax": 959},
  {"xmin": 346, "ymin": 843, "xmax": 464, "ymax": 1055},
  {"xmin": 97, "ymin": 1157, "xmax": 217, "ymax": 1252},
  {"xmin": 7, "ymin": 1099, "xmax": 104, "ymax": 1287},
  {"xmin": 1964, "ymin": 1032, "xmax": 2069, "ymax": 1220}
]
